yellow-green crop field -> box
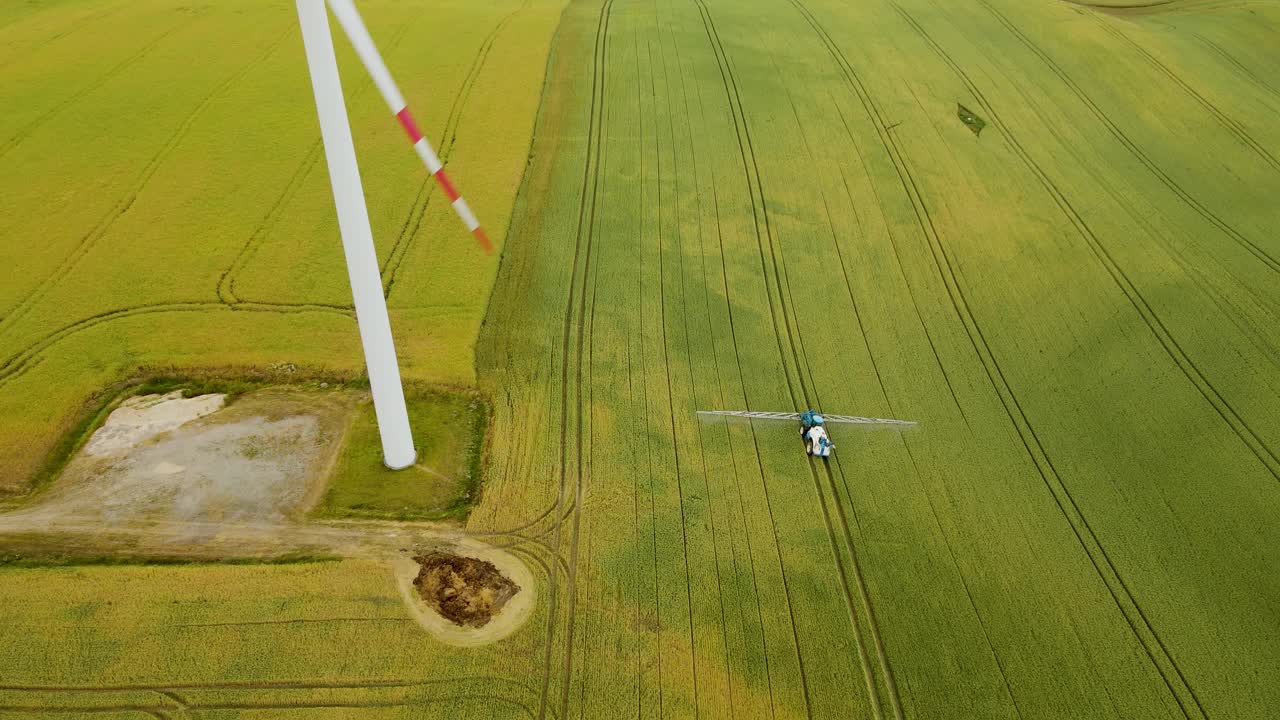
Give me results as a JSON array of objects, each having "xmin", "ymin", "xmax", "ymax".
[{"xmin": 2, "ymin": 0, "xmax": 1280, "ymax": 718}]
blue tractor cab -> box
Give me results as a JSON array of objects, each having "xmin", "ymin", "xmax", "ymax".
[{"xmin": 799, "ymin": 410, "xmax": 834, "ymax": 458}]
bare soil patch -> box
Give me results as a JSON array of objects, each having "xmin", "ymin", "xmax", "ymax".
[
  {"xmin": 19, "ymin": 389, "xmax": 358, "ymax": 530},
  {"xmin": 412, "ymin": 551, "xmax": 520, "ymax": 628}
]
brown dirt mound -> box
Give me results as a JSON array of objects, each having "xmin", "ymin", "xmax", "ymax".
[{"xmin": 412, "ymin": 551, "xmax": 520, "ymax": 628}]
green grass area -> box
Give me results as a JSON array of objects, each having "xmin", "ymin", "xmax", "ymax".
[{"xmin": 317, "ymin": 387, "xmax": 489, "ymax": 521}]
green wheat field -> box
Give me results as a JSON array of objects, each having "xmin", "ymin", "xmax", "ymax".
[{"xmin": 0, "ymin": 0, "xmax": 1277, "ymax": 717}]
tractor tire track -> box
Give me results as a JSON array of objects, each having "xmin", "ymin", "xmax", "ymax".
[
  {"xmin": 382, "ymin": 0, "xmax": 533, "ymax": 296},
  {"xmin": 0, "ymin": 675, "xmax": 556, "ymax": 720},
  {"xmin": 787, "ymin": 0, "xmax": 1209, "ymax": 716},
  {"xmin": 666, "ymin": 4, "xmax": 758, "ymax": 713},
  {"xmin": 897, "ymin": 0, "xmax": 1279, "ymax": 480},
  {"xmin": 696, "ymin": 0, "xmax": 910, "ymax": 716},
  {"xmin": 826, "ymin": 91, "xmax": 973, "ymax": 430},
  {"xmin": 535, "ymin": 1, "xmax": 612, "ymax": 717},
  {"xmin": 647, "ymin": 29, "xmax": 704, "ymax": 719},
  {"xmin": 0, "ymin": 17, "xmax": 191, "ymax": 161},
  {"xmin": 561, "ymin": 22, "xmax": 607, "ymax": 718},
  {"xmin": 216, "ymin": 15, "xmax": 418, "ymax": 305},
  {"xmin": 1194, "ymin": 34, "xmax": 1280, "ymax": 104},
  {"xmin": 1092, "ymin": 15, "xmax": 1280, "ymax": 173},
  {"xmin": 889, "ymin": 4, "xmax": 1221, "ymax": 716},
  {"xmin": 684, "ymin": 19, "xmax": 779, "ymax": 714},
  {"xmin": 217, "ymin": 144, "xmax": 324, "ymax": 304},
  {"xmin": 636, "ymin": 23, "xmax": 667, "ymax": 720},
  {"xmin": 0, "ymin": 302, "xmax": 352, "ymax": 391},
  {"xmin": 995, "ymin": 67, "xmax": 1280, "ymax": 366},
  {"xmin": 0, "ymin": 0, "xmax": 129, "ymax": 73},
  {"xmin": 977, "ymin": 0, "xmax": 1280, "ymax": 278},
  {"xmin": 691, "ymin": 0, "xmax": 824, "ymax": 716},
  {"xmin": 0, "ymin": 26, "xmax": 289, "ymax": 337},
  {"xmin": 762, "ymin": 35, "xmax": 903, "ymax": 718}
]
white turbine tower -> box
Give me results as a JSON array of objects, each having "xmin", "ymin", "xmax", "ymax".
[{"xmin": 295, "ymin": 0, "xmax": 493, "ymax": 469}]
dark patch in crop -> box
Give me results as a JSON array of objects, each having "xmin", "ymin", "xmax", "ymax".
[
  {"xmin": 412, "ymin": 552, "xmax": 519, "ymax": 628},
  {"xmin": 957, "ymin": 103, "xmax": 986, "ymax": 136}
]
